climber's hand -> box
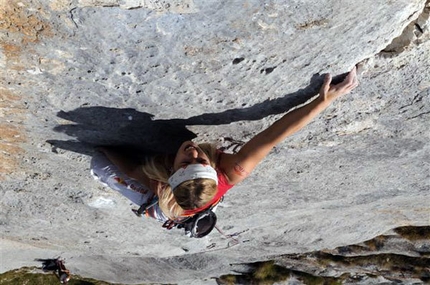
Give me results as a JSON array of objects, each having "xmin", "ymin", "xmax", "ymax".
[{"xmin": 319, "ymin": 66, "xmax": 358, "ymax": 102}]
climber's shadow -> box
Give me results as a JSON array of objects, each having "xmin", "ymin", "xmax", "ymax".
[
  {"xmin": 48, "ymin": 71, "xmax": 349, "ymax": 156},
  {"xmin": 47, "ymin": 108, "xmax": 195, "ymax": 156}
]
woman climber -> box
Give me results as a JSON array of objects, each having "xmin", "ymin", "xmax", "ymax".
[{"xmin": 90, "ymin": 67, "xmax": 359, "ymax": 237}]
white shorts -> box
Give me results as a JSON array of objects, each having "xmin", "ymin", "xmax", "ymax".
[{"xmin": 90, "ymin": 152, "xmax": 154, "ymax": 206}]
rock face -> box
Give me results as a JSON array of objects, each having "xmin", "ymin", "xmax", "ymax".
[
  {"xmin": 1, "ymin": 0, "xmax": 429, "ymax": 284},
  {"xmin": 218, "ymin": 226, "xmax": 430, "ymax": 284}
]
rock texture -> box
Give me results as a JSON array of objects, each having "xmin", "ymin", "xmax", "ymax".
[
  {"xmin": 218, "ymin": 226, "xmax": 430, "ymax": 284},
  {"xmin": 1, "ymin": 0, "xmax": 429, "ymax": 284}
]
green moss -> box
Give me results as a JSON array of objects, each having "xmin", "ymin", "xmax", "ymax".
[
  {"xmin": 216, "ymin": 274, "xmax": 239, "ymax": 285},
  {"xmin": 0, "ymin": 267, "xmax": 147, "ymax": 285},
  {"xmin": 252, "ymin": 261, "xmax": 277, "ymax": 280},
  {"xmin": 0, "ymin": 268, "xmax": 59, "ymax": 285}
]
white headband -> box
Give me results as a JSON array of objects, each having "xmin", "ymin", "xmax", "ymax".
[{"xmin": 168, "ymin": 164, "xmax": 218, "ymax": 190}]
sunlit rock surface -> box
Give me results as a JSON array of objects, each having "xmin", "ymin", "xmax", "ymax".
[{"xmin": 1, "ymin": 0, "xmax": 429, "ymax": 283}]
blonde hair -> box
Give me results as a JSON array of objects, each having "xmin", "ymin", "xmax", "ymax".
[{"xmin": 141, "ymin": 143, "xmax": 218, "ymax": 220}]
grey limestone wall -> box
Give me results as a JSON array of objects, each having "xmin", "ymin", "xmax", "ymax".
[{"xmin": 1, "ymin": 0, "xmax": 429, "ymax": 283}]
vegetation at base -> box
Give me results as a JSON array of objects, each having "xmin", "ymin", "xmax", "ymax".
[
  {"xmin": 0, "ymin": 267, "xmax": 147, "ymax": 285},
  {"xmin": 216, "ymin": 261, "xmax": 343, "ymax": 285}
]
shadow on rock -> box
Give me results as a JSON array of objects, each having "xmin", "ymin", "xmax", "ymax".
[
  {"xmin": 48, "ymin": 107, "xmax": 196, "ymax": 156},
  {"xmin": 35, "ymin": 257, "xmax": 71, "ymax": 284},
  {"xmin": 48, "ymin": 72, "xmax": 341, "ymax": 156}
]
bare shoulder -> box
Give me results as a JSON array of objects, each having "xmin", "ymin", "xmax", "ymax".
[{"xmin": 217, "ymin": 152, "xmax": 251, "ymax": 185}]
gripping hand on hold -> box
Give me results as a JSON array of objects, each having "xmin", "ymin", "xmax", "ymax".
[
  {"xmin": 319, "ymin": 66, "xmax": 359, "ymax": 103},
  {"xmin": 215, "ymin": 66, "xmax": 360, "ymax": 186}
]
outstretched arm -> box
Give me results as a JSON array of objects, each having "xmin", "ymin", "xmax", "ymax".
[{"xmin": 220, "ymin": 67, "xmax": 359, "ymax": 184}]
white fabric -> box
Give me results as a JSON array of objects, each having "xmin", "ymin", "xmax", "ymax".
[
  {"xmin": 90, "ymin": 152, "xmax": 168, "ymax": 222},
  {"xmin": 168, "ymin": 164, "xmax": 218, "ymax": 190}
]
